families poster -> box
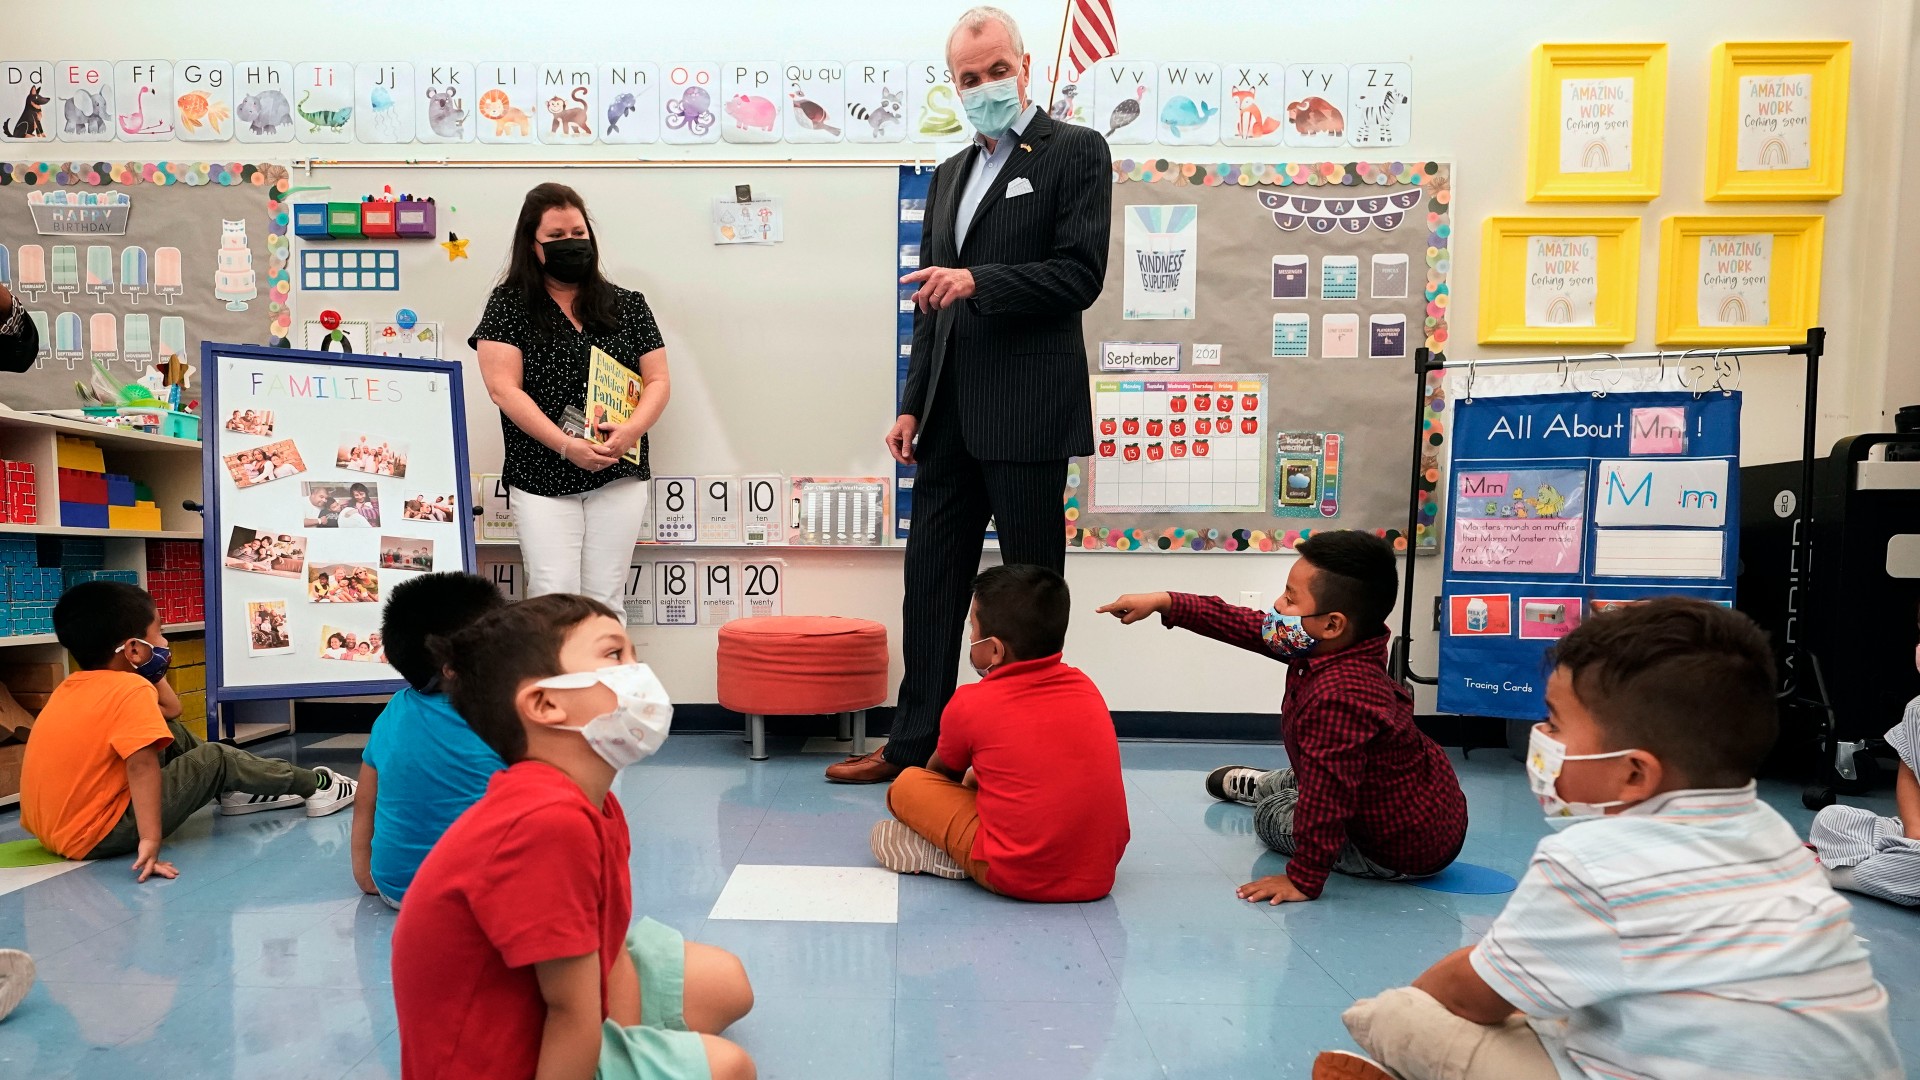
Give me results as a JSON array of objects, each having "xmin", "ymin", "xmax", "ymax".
[
  {"xmin": 1524, "ymin": 235, "xmax": 1597, "ymax": 328},
  {"xmin": 1697, "ymin": 233, "xmax": 1771, "ymax": 327},
  {"xmin": 1438, "ymin": 390, "xmax": 1741, "ymax": 720},
  {"xmin": 1122, "ymin": 203, "xmax": 1197, "ymax": 320},
  {"xmin": 1559, "ymin": 77, "xmax": 1632, "ymax": 173}
]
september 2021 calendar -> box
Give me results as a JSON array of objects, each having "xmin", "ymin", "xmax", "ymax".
[{"xmin": 1090, "ymin": 375, "xmax": 1269, "ymax": 512}]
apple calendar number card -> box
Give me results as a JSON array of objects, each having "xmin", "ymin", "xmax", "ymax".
[{"xmin": 653, "ymin": 477, "xmax": 698, "ymax": 543}]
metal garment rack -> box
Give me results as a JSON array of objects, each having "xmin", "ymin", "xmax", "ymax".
[{"xmin": 1388, "ymin": 329, "xmax": 1841, "ymax": 787}]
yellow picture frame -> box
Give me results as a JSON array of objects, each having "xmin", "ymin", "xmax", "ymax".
[
  {"xmin": 1480, "ymin": 216, "xmax": 1641, "ymax": 345},
  {"xmin": 1655, "ymin": 215, "xmax": 1823, "ymax": 345},
  {"xmin": 1526, "ymin": 43, "xmax": 1667, "ymax": 202},
  {"xmin": 1704, "ymin": 41, "xmax": 1850, "ymax": 201}
]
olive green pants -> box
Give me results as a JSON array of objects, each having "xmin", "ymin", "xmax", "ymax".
[{"xmin": 85, "ymin": 720, "xmax": 320, "ymax": 859}]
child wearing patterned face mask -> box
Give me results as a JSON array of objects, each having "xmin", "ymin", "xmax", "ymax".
[
  {"xmin": 1099, "ymin": 530, "xmax": 1466, "ymax": 904},
  {"xmin": 1319, "ymin": 598, "xmax": 1902, "ymax": 1080},
  {"xmin": 391, "ymin": 594, "xmax": 754, "ymax": 1080},
  {"xmin": 1807, "ymin": 602, "xmax": 1920, "ymax": 907}
]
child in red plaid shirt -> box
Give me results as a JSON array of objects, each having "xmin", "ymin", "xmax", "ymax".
[{"xmin": 1100, "ymin": 530, "xmax": 1466, "ymax": 902}]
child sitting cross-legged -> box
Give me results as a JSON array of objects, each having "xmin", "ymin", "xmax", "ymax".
[
  {"xmin": 1314, "ymin": 598, "xmax": 1903, "ymax": 1080},
  {"xmin": 392, "ymin": 594, "xmax": 755, "ymax": 1080},
  {"xmin": 22, "ymin": 582, "xmax": 354, "ymax": 881},
  {"xmin": 349, "ymin": 572, "xmax": 507, "ymax": 908},
  {"xmin": 1100, "ymin": 530, "xmax": 1465, "ymax": 902},
  {"xmin": 871, "ymin": 564, "xmax": 1130, "ymax": 902}
]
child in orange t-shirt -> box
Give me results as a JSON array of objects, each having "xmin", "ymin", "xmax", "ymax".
[{"xmin": 21, "ymin": 582, "xmax": 355, "ymax": 881}]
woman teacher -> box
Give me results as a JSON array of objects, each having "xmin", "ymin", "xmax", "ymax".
[{"xmin": 471, "ymin": 183, "xmax": 671, "ymax": 609}]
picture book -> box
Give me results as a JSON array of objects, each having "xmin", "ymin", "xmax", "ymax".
[{"xmin": 584, "ymin": 346, "xmax": 644, "ymax": 466}]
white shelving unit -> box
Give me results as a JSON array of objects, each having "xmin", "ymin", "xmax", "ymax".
[{"xmin": 0, "ymin": 410, "xmax": 209, "ymax": 807}]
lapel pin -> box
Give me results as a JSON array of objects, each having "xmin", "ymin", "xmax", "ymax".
[{"xmin": 1020, "ymin": 143, "xmax": 1032, "ymax": 152}]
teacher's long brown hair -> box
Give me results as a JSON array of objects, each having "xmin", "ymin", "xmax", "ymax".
[{"xmin": 501, "ymin": 182, "xmax": 622, "ymax": 337}]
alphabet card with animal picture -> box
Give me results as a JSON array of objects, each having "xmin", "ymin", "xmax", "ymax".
[
  {"xmin": 233, "ymin": 62, "xmax": 294, "ymax": 143},
  {"xmin": 354, "ymin": 63, "xmax": 415, "ymax": 144},
  {"xmin": 1223, "ymin": 62, "xmax": 1286, "ymax": 146},
  {"xmin": 476, "ymin": 62, "xmax": 537, "ymax": 144},
  {"xmin": 1094, "ymin": 61, "xmax": 1156, "ymax": 145},
  {"xmin": 55, "ymin": 60, "xmax": 114, "ymax": 143},
  {"xmin": 1044, "ymin": 63, "xmax": 1094, "ymax": 129},
  {"xmin": 0, "ymin": 62, "xmax": 54, "ymax": 142},
  {"xmin": 661, "ymin": 64, "xmax": 720, "ymax": 145},
  {"xmin": 1157, "ymin": 62, "xmax": 1221, "ymax": 145},
  {"xmin": 721, "ymin": 63, "xmax": 783, "ymax": 143},
  {"xmin": 785, "ymin": 63, "xmax": 845, "ymax": 144},
  {"xmin": 173, "ymin": 61, "xmax": 233, "ymax": 142},
  {"xmin": 1348, "ymin": 63, "xmax": 1411, "ymax": 147},
  {"xmin": 112, "ymin": 61, "xmax": 174, "ymax": 141},
  {"xmin": 910, "ymin": 61, "xmax": 969, "ymax": 144},
  {"xmin": 415, "ymin": 62, "xmax": 475, "ymax": 144},
  {"xmin": 292, "ymin": 63, "xmax": 354, "ymax": 144},
  {"xmin": 1284, "ymin": 65, "xmax": 1348, "ymax": 148},
  {"xmin": 537, "ymin": 65, "xmax": 597, "ymax": 146},
  {"xmin": 845, "ymin": 62, "xmax": 907, "ymax": 144},
  {"xmin": 599, "ymin": 63, "xmax": 661, "ymax": 144}
]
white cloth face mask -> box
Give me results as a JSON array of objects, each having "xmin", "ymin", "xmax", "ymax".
[
  {"xmin": 1526, "ymin": 722, "xmax": 1635, "ymax": 824},
  {"xmin": 536, "ymin": 663, "xmax": 674, "ymax": 770}
]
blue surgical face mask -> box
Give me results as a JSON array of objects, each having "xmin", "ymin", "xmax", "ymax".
[
  {"xmin": 1260, "ymin": 611, "xmax": 1322, "ymax": 661},
  {"xmin": 118, "ymin": 638, "xmax": 172, "ymax": 683},
  {"xmin": 960, "ymin": 76, "xmax": 1023, "ymax": 138}
]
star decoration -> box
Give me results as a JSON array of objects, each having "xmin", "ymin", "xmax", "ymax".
[{"xmin": 441, "ymin": 232, "xmax": 470, "ymax": 261}]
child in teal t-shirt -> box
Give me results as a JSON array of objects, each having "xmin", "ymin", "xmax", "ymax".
[{"xmin": 351, "ymin": 573, "xmax": 506, "ymax": 907}]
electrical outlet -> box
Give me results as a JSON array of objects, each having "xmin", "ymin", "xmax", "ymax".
[
  {"xmin": 1433, "ymin": 596, "xmax": 1443, "ymax": 632},
  {"xmin": 1241, "ymin": 590, "xmax": 1265, "ymax": 609}
]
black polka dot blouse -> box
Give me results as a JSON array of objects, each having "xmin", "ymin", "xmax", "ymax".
[{"xmin": 469, "ymin": 284, "xmax": 664, "ymax": 497}]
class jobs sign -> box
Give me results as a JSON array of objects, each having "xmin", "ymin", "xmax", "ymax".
[{"xmin": 1437, "ymin": 391, "xmax": 1741, "ymax": 720}]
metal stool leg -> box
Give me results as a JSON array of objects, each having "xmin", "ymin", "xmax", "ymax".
[
  {"xmin": 851, "ymin": 709, "xmax": 867, "ymax": 756},
  {"xmin": 749, "ymin": 714, "xmax": 768, "ymax": 761},
  {"xmin": 837, "ymin": 711, "xmax": 852, "ymax": 741}
]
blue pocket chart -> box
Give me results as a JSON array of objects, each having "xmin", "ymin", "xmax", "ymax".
[{"xmin": 299, "ymin": 248, "xmax": 400, "ymax": 291}]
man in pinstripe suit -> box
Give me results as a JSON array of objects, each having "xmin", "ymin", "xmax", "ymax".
[{"xmin": 828, "ymin": 6, "xmax": 1112, "ymax": 783}]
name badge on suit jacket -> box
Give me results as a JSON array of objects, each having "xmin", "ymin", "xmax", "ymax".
[{"xmin": 1006, "ymin": 178, "xmax": 1034, "ymax": 198}]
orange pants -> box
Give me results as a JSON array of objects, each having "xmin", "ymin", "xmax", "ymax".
[{"xmin": 887, "ymin": 766, "xmax": 996, "ymax": 891}]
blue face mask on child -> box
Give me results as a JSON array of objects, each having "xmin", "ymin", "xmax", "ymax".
[
  {"xmin": 118, "ymin": 638, "xmax": 172, "ymax": 683},
  {"xmin": 1261, "ymin": 611, "xmax": 1322, "ymax": 660}
]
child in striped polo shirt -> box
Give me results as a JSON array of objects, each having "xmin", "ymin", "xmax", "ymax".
[{"xmin": 1316, "ymin": 598, "xmax": 1902, "ymax": 1080}]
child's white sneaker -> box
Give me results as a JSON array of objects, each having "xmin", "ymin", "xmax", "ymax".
[
  {"xmin": 303, "ymin": 767, "xmax": 358, "ymax": 818},
  {"xmin": 219, "ymin": 791, "xmax": 306, "ymax": 816},
  {"xmin": 870, "ymin": 821, "xmax": 969, "ymax": 879},
  {"xmin": 1205, "ymin": 765, "xmax": 1266, "ymax": 806},
  {"xmin": 0, "ymin": 949, "xmax": 34, "ymax": 1022}
]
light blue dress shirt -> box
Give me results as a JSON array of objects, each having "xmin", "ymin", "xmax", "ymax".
[{"xmin": 953, "ymin": 104, "xmax": 1041, "ymax": 251}]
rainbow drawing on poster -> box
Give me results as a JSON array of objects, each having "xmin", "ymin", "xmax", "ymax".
[
  {"xmin": 1450, "ymin": 467, "xmax": 1586, "ymax": 574},
  {"xmin": 1091, "ymin": 375, "xmax": 1267, "ymax": 512}
]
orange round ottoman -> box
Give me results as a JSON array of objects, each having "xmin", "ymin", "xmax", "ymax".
[{"xmin": 717, "ymin": 616, "xmax": 889, "ymax": 760}]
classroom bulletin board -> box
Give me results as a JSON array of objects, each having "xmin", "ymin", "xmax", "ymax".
[
  {"xmin": 1066, "ymin": 159, "xmax": 1453, "ymax": 553},
  {"xmin": 0, "ymin": 161, "xmax": 291, "ymax": 411}
]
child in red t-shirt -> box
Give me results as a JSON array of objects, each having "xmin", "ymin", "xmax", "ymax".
[
  {"xmin": 872, "ymin": 565, "xmax": 1130, "ymax": 902},
  {"xmin": 391, "ymin": 594, "xmax": 755, "ymax": 1080}
]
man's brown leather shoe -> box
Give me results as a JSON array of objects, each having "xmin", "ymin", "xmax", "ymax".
[{"xmin": 825, "ymin": 748, "xmax": 903, "ymax": 784}]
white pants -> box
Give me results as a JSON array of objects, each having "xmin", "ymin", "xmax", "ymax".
[{"xmin": 509, "ymin": 478, "xmax": 650, "ymax": 612}]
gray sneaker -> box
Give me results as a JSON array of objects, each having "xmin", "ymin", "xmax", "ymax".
[{"xmin": 1205, "ymin": 765, "xmax": 1265, "ymax": 806}]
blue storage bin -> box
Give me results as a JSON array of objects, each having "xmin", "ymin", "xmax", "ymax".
[{"xmin": 293, "ymin": 203, "xmax": 331, "ymax": 239}]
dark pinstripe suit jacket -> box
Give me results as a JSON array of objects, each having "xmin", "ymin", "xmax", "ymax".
[{"xmin": 899, "ymin": 110, "xmax": 1111, "ymax": 462}]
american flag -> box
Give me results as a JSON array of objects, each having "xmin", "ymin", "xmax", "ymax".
[{"xmin": 1064, "ymin": 0, "xmax": 1118, "ymax": 80}]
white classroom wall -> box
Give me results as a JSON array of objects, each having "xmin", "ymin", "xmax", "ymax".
[{"xmin": 27, "ymin": 0, "xmax": 1919, "ymax": 714}]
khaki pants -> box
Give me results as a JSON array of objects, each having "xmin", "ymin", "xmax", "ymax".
[
  {"xmin": 885, "ymin": 766, "xmax": 995, "ymax": 890},
  {"xmin": 1343, "ymin": 987, "xmax": 1556, "ymax": 1080},
  {"xmin": 85, "ymin": 719, "xmax": 320, "ymax": 860}
]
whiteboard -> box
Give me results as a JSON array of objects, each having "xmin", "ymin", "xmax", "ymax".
[{"xmin": 202, "ymin": 343, "xmax": 478, "ymax": 700}]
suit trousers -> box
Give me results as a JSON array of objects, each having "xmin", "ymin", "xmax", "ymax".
[{"xmin": 886, "ymin": 392, "xmax": 1066, "ymax": 767}]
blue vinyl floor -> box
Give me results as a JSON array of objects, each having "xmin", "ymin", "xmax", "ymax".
[{"xmin": 1, "ymin": 733, "xmax": 1914, "ymax": 1079}]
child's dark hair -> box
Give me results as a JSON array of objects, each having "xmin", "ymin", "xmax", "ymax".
[
  {"xmin": 1295, "ymin": 530, "xmax": 1398, "ymax": 636},
  {"xmin": 437, "ymin": 594, "xmax": 618, "ymax": 762},
  {"xmin": 381, "ymin": 573, "xmax": 507, "ymax": 690},
  {"xmin": 972, "ymin": 564, "xmax": 1070, "ymax": 662},
  {"xmin": 54, "ymin": 581, "xmax": 157, "ymax": 670},
  {"xmin": 1548, "ymin": 597, "xmax": 1778, "ymax": 788}
]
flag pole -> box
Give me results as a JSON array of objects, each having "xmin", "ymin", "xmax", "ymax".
[{"xmin": 1049, "ymin": 0, "xmax": 1071, "ymax": 112}]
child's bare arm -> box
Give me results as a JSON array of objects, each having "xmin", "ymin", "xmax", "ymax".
[
  {"xmin": 350, "ymin": 765, "xmax": 379, "ymax": 895},
  {"xmin": 124, "ymin": 748, "xmax": 178, "ymax": 882},
  {"xmin": 607, "ymin": 943, "xmax": 642, "ymax": 1028},
  {"xmin": 926, "ymin": 751, "xmax": 965, "ymax": 782},
  {"xmin": 153, "ymin": 678, "xmax": 183, "ymax": 721},
  {"xmin": 533, "ymin": 952, "xmax": 604, "ymax": 1080},
  {"xmin": 1412, "ymin": 947, "xmax": 1516, "ymax": 1025},
  {"xmin": 1896, "ymin": 760, "xmax": 1920, "ymax": 842}
]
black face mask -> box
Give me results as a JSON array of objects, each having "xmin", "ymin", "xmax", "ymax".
[{"xmin": 540, "ymin": 237, "xmax": 596, "ymax": 285}]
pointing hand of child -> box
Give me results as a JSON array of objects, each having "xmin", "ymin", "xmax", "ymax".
[
  {"xmin": 1237, "ymin": 873, "xmax": 1310, "ymax": 905},
  {"xmin": 1095, "ymin": 592, "xmax": 1172, "ymax": 625}
]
